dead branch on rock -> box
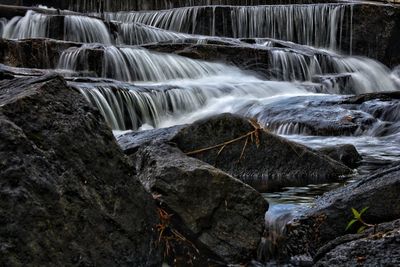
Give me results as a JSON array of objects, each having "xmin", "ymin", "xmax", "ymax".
[{"xmin": 185, "ymin": 119, "xmax": 265, "ymax": 163}]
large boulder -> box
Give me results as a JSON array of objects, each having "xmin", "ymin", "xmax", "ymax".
[
  {"xmin": 133, "ymin": 142, "xmax": 268, "ymax": 264},
  {"xmin": 119, "ymin": 113, "xmax": 352, "ymax": 192},
  {"xmin": 278, "ymin": 163, "xmax": 400, "ymax": 259},
  {"xmin": 0, "ymin": 75, "xmax": 162, "ymax": 266},
  {"xmin": 170, "ymin": 113, "xmax": 352, "ymax": 191}
]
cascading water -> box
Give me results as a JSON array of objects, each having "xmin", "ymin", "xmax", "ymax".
[
  {"xmin": 68, "ymin": 70, "xmax": 311, "ymax": 130},
  {"xmin": 116, "ymin": 22, "xmax": 192, "ymax": 45},
  {"xmin": 267, "ymin": 48, "xmax": 399, "ymax": 93},
  {"xmin": 65, "ymin": 0, "xmax": 346, "ymax": 12},
  {"xmin": 59, "ymin": 45, "xmax": 238, "ymax": 82},
  {"xmin": 104, "ymin": 3, "xmax": 352, "ymax": 49},
  {"xmin": 2, "ymin": 10, "xmax": 113, "ymax": 44}
]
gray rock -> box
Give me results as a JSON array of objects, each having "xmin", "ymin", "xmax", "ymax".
[
  {"xmin": 133, "ymin": 142, "xmax": 268, "ymax": 264},
  {"xmin": 0, "ymin": 75, "xmax": 162, "ymax": 266}
]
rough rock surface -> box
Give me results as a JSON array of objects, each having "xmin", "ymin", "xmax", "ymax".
[
  {"xmin": 318, "ymin": 144, "xmax": 362, "ymax": 168},
  {"xmin": 0, "ymin": 38, "xmax": 81, "ymax": 69},
  {"xmin": 133, "ymin": 142, "xmax": 268, "ymax": 264},
  {"xmin": 0, "ymin": 75, "xmax": 162, "ymax": 266},
  {"xmin": 279, "ymin": 163, "xmax": 400, "ymax": 259},
  {"xmin": 119, "ymin": 113, "xmax": 352, "ymax": 192},
  {"xmin": 314, "ymin": 219, "xmax": 400, "ymax": 266}
]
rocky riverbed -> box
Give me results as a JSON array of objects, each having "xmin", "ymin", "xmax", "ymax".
[{"xmin": 0, "ymin": 0, "xmax": 400, "ymax": 266}]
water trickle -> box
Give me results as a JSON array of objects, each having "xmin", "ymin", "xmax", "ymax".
[
  {"xmin": 0, "ymin": 18, "xmax": 7, "ymax": 37},
  {"xmin": 2, "ymin": 11, "xmax": 112, "ymax": 44}
]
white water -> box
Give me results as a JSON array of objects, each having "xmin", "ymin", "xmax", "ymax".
[
  {"xmin": 268, "ymin": 48, "xmax": 399, "ymax": 93},
  {"xmin": 116, "ymin": 22, "xmax": 192, "ymax": 45},
  {"xmin": 59, "ymin": 45, "xmax": 245, "ymax": 82},
  {"xmin": 105, "ymin": 3, "xmax": 352, "ymax": 49},
  {"xmin": 70, "ymin": 76, "xmax": 310, "ymax": 130},
  {"xmin": 2, "ymin": 11, "xmax": 112, "ymax": 44}
]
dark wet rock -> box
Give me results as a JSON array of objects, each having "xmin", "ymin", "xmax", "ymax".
[
  {"xmin": 0, "ymin": 75, "xmax": 162, "ymax": 266},
  {"xmin": 133, "ymin": 142, "xmax": 268, "ymax": 264},
  {"xmin": 0, "ymin": 38, "xmax": 81, "ymax": 69},
  {"xmin": 117, "ymin": 125, "xmax": 184, "ymax": 154},
  {"xmin": 279, "ymin": 163, "xmax": 400, "ymax": 259},
  {"xmin": 342, "ymin": 4, "xmax": 400, "ymax": 67},
  {"xmin": 318, "ymin": 144, "xmax": 362, "ymax": 168},
  {"xmin": 314, "ymin": 219, "xmax": 400, "ymax": 266}
]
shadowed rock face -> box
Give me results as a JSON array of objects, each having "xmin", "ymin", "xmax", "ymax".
[
  {"xmin": 341, "ymin": 4, "xmax": 400, "ymax": 68},
  {"xmin": 133, "ymin": 142, "xmax": 268, "ymax": 264},
  {"xmin": 0, "ymin": 75, "xmax": 162, "ymax": 266}
]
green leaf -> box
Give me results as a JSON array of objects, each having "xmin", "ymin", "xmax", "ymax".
[
  {"xmin": 357, "ymin": 226, "xmax": 366, "ymax": 234},
  {"xmin": 346, "ymin": 219, "xmax": 358, "ymax": 231},
  {"xmin": 351, "ymin": 208, "xmax": 361, "ymax": 219},
  {"xmin": 359, "ymin": 207, "xmax": 369, "ymax": 216}
]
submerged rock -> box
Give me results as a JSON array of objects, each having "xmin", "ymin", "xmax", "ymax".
[
  {"xmin": 279, "ymin": 163, "xmax": 400, "ymax": 259},
  {"xmin": 0, "ymin": 75, "xmax": 162, "ymax": 266},
  {"xmin": 318, "ymin": 144, "xmax": 362, "ymax": 169},
  {"xmin": 133, "ymin": 142, "xmax": 268, "ymax": 264},
  {"xmin": 119, "ymin": 113, "xmax": 352, "ymax": 192}
]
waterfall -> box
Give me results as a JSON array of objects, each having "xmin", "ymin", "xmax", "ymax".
[
  {"xmin": 104, "ymin": 7, "xmax": 200, "ymax": 33},
  {"xmin": 116, "ymin": 22, "xmax": 192, "ymax": 45},
  {"xmin": 2, "ymin": 10, "xmax": 112, "ymax": 44},
  {"xmin": 267, "ymin": 48, "xmax": 398, "ymax": 93},
  {"xmin": 58, "ymin": 45, "xmax": 239, "ymax": 82},
  {"xmin": 65, "ymin": 0, "xmax": 341, "ymax": 12},
  {"xmin": 70, "ymin": 78, "xmax": 309, "ymax": 130},
  {"xmin": 231, "ymin": 4, "xmax": 347, "ymax": 49},
  {"xmin": 105, "ymin": 3, "xmax": 351, "ymax": 49}
]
